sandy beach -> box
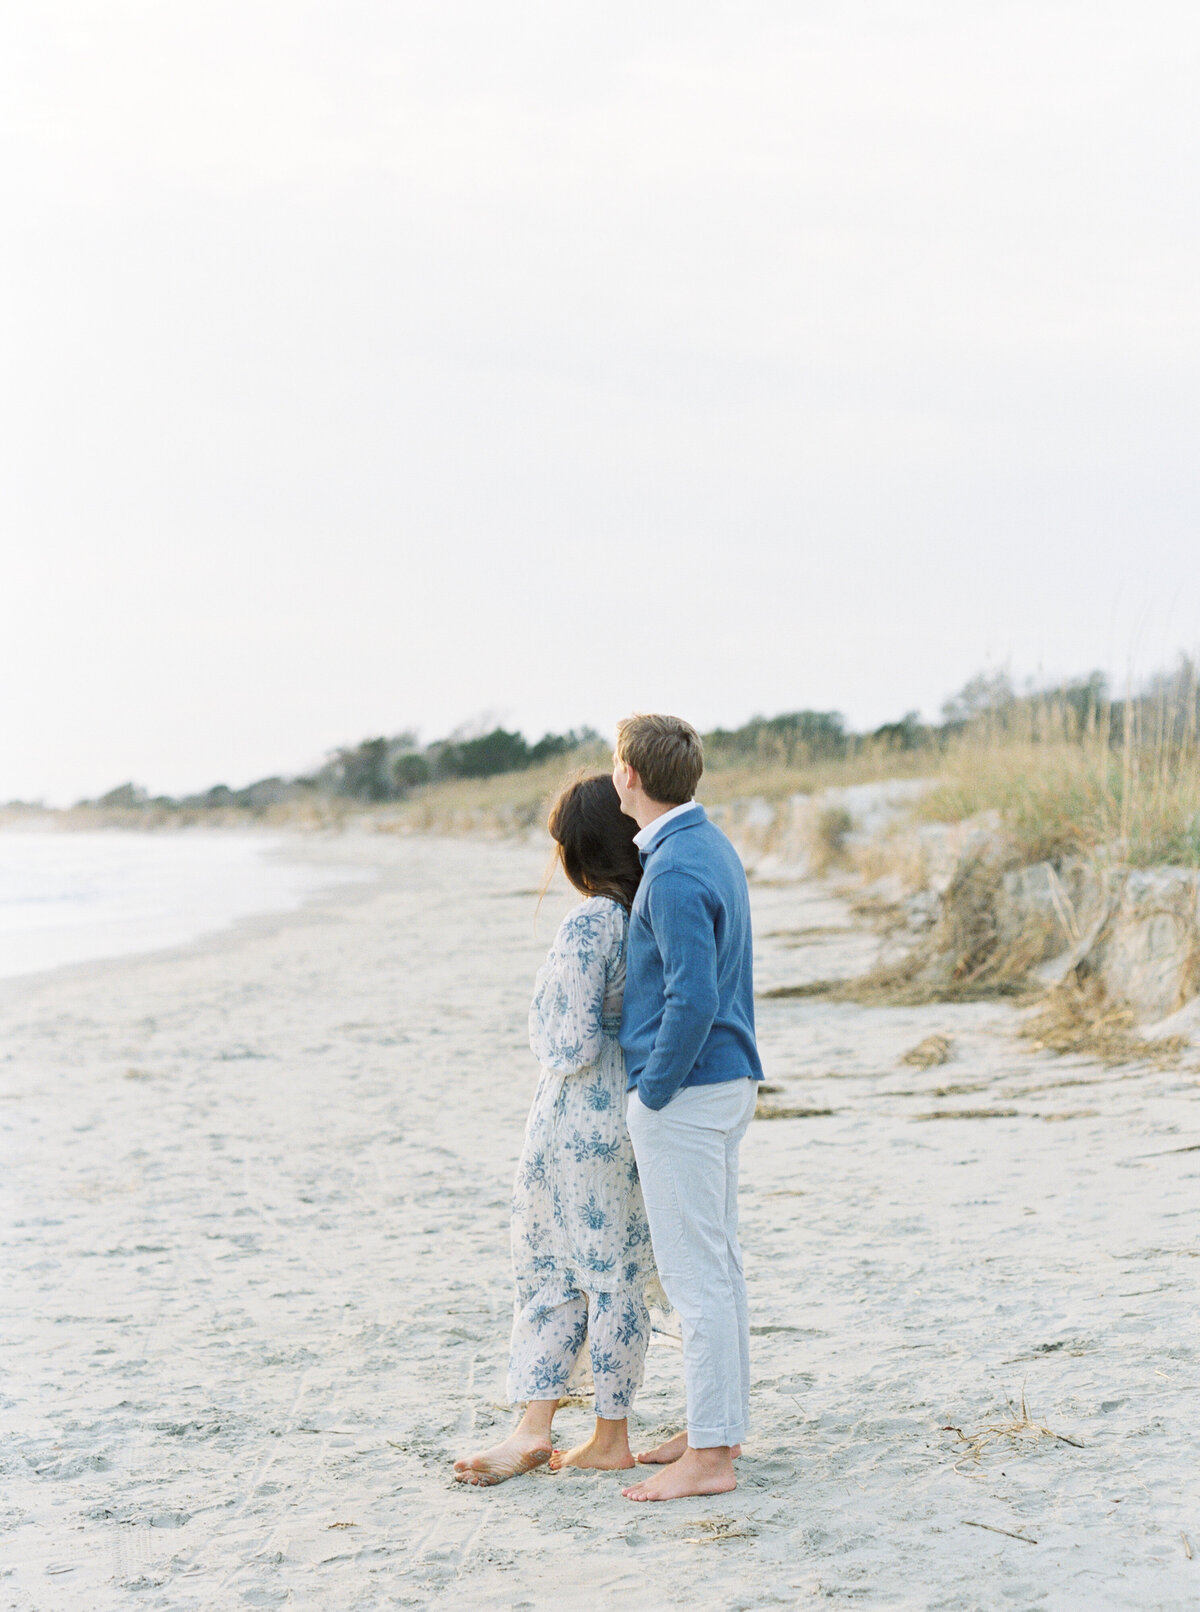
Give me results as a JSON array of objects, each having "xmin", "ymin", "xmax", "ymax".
[{"xmin": 3, "ymin": 831, "xmax": 1198, "ymax": 1610}]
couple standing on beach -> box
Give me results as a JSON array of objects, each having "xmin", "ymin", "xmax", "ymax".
[{"xmin": 454, "ymin": 713, "xmax": 763, "ymax": 1503}]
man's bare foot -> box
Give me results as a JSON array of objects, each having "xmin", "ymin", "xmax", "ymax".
[
  {"xmin": 549, "ymin": 1430, "xmax": 635, "ymax": 1472},
  {"xmin": 622, "ymin": 1446, "xmax": 737, "ymax": 1502},
  {"xmin": 637, "ymin": 1431, "xmax": 741, "ymax": 1464},
  {"xmin": 453, "ymin": 1430, "xmax": 551, "ymax": 1486}
]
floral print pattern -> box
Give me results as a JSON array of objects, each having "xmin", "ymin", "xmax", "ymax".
[{"xmin": 507, "ymin": 898, "xmax": 659, "ymax": 1417}]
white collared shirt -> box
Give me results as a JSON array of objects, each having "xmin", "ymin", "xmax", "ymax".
[{"xmin": 633, "ymin": 800, "xmax": 698, "ymax": 853}]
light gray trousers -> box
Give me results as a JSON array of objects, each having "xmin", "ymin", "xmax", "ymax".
[{"xmin": 626, "ymin": 1078, "xmax": 757, "ymax": 1448}]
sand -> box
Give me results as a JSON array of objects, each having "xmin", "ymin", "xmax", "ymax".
[{"xmin": 2, "ymin": 832, "xmax": 1198, "ymax": 1610}]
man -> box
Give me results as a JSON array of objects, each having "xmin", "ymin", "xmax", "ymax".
[{"xmin": 612, "ymin": 713, "xmax": 764, "ymax": 1502}]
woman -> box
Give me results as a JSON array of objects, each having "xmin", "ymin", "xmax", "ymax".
[{"xmin": 454, "ymin": 773, "xmax": 658, "ymax": 1485}]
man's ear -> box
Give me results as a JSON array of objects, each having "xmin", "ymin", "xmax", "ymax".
[{"xmin": 623, "ymin": 763, "xmax": 641, "ymax": 793}]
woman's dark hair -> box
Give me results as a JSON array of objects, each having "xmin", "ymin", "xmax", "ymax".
[{"xmin": 547, "ymin": 773, "xmax": 642, "ymax": 911}]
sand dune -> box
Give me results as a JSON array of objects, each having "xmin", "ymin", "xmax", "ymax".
[{"xmin": 2, "ymin": 833, "xmax": 1197, "ymax": 1609}]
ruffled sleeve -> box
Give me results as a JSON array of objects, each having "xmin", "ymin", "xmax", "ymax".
[{"xmin": 529, "ymin": 898, "xmax": 623, "ymax": 1074}]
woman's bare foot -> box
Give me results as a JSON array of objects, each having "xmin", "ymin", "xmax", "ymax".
[
  {"xmin": 637, "ymin": 1431, "xmax": 741, "ymax": 1464},
  {"xmin": 454, "ymin": 1401, "xmax": 557, "ymax": 1487},
  {"xmin": 453, "ymin": 1428, "xmax": 552, "ymax": 1486},
  {"xmin": 549, "ymin": 1417, "xmax": 635, "ymax": 1472},
  {"xmin": 622, "ymin": 1445, "xmax": 737, "ymax": 1503}
]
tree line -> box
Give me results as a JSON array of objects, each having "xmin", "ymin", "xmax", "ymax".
[{"xmin": 82, "ymin": 660, "xmax": 1199, "ymax": 812}]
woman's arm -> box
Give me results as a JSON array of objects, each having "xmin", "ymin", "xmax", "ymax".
[{"xmin": 528, "ymin": 904, "xmax": 615, "ymax": 1074}]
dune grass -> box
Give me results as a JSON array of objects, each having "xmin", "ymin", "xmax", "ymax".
[
  {"xmin": 379, "ymin": 717, "xmax": 1200, "ymax": 869},
  {"xmin": 915, "ymin": 689, "xmax": 1200, "ymax": 867}
]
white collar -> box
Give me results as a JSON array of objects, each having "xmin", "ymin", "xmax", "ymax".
[{"xmin": 633, "ymin": 800, "xmax": 698, "ymax": 852}]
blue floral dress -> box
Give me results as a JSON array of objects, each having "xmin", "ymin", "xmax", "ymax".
[{"xmin": 507, "ymin": 896, "xmax": 660, "ymax": 1416}]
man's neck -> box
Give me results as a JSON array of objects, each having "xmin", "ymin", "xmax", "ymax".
[
  {"xmin": 633, "ymin": 798, "xmax": 693, "ymax": 833},
  {"xmin": 632, "ymin": 798, "xmax": 673, "ymax": 831}
]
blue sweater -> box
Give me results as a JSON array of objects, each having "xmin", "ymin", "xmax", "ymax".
[{"xmin": 620, "ymin": 804, "xmax": 764, "ymax": 1110}]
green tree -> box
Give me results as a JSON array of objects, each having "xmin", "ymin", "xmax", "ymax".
[{"xmin": 440, "ymin": 728, "xmax": 530, "ymax": 778}]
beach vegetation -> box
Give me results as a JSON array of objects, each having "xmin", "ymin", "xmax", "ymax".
[
  {"xmin": 97, "ymin": 781, "xmax": 148, "ymax": 809},
  {"xmin": 435, "ymin": 726, "xmax": 602, "ymax": 780},
  {"xmin": 705, "ymin": 709, "xmax": 846, "ymax": 767},
  {"xmin": 915, "ymin": 660, "xmax": 1200, "ymax": 867},
  {"xmin": 393, "ymin": 753, "xmax": 431, "ymax": 791},
  {"xmin": 946, "ymin": 1390, "xmax": 1084, "ymax": 1477},
  {"xmin": 810, "ymin": 805, "xmax": 853, "ymax": 874},
  {"xmin": 65, "ymin": 661, "xmax": 1200, "ymax": 873},
  {"xmin": 1018, "ymin": 978, "xmax": 1189, "ymax": 1067}
]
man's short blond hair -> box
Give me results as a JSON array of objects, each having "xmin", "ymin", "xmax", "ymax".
[{"xmin": 615, "ymin": 713, "xmax": 704, "ymax": 805}]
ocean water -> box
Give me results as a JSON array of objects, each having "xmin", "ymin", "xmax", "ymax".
[{"xmin": 0, "ymin": 831, "xmax": 369, "ymax": 981}]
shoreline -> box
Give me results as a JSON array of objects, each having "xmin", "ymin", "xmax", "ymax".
[{"xmin": 0, "ymin": 829, "xmax": 386, "ymax": 988}]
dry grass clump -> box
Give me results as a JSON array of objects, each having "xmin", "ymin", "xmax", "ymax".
[
  {"xmin": 809, "ymin": 805, "xmax": 854, "ymax": 875},
  {"xmin": 682, "ymin": 1517, "xmax": 759, "ymax": 1544},
  {"xmin": 900, "ymin": 1034, "xmax": 954, "ymax": 1068},
  {"xmin": 860, "ymin": 850, "xmax": 1051, "ymax": 1004},
  {"xmin": 916, "ymin": 1107, "xmax": 1021, "ymax": 1120},
  {"xmin": 934, "ymin": 851, "xmax": 1066, "ymax": 990},
  {"xmin": 761, "ymin": 972, "xmax": 1029, "ymax": 1006},
  {"xmin": 945, "ymin": 1391, "xmax": 1083, "ymax": 1476},
  {"xmin": 754, "ymin": 1101, "xmax": 836, "ymax": 1120},
  {"xmin": 1019, "ymin": 979, "xmax": 1189, "ymax": 1067},
  {"xmin": 759, "ymin": 978, "xmax": 853, "ymax": 1001},
  {"xmin": 762, "ymin": 849, "xmax": 1052, "ymax": 1006}
]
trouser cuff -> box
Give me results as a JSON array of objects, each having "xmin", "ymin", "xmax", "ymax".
[{"xmin": 687, "ymin": 1423, "xmax": 748, "ymax": 1449}]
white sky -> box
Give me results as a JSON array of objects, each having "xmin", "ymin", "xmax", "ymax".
[{"xmin": 2, "ymin": 1, "xmax": 1198, "ymax": 803}]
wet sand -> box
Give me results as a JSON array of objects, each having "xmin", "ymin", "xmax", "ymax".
[{"xmin": 3, "ymin": 833, "xmax": 1197, "ymax": 1609}]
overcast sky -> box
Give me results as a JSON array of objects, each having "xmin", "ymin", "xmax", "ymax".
[{"xmin": 3, "ymin": 1, "xmax": 1198, "ymax": 803}]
